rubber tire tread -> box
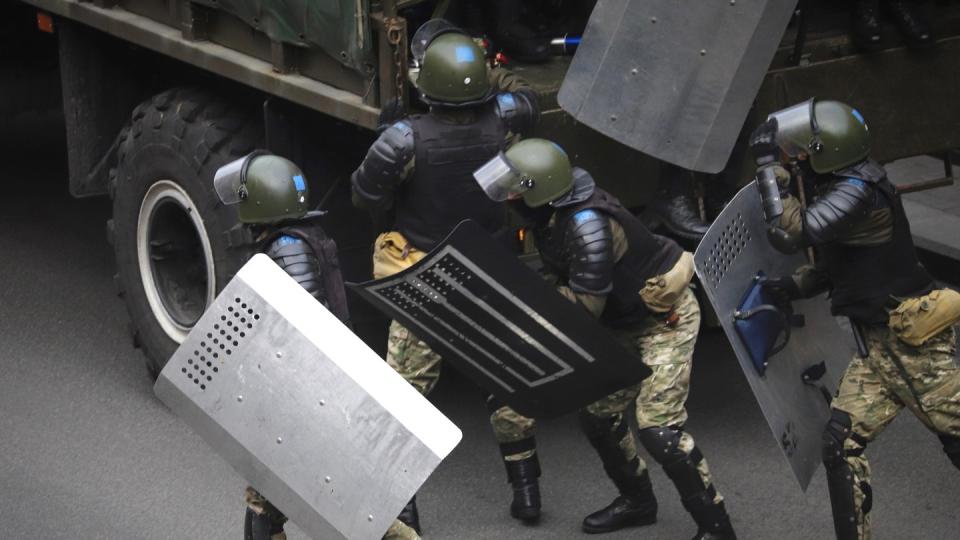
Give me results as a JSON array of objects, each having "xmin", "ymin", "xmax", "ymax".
[{"xmin": 111, "ymin": 87, "xmax": 260, "ymax": 378}]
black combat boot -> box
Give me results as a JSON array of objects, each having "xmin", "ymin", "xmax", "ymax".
[
  {"xmin": 650, "ymin": 163, "xmax": 709, "ymax": 243},
  {"xmin": 580, "ymin": 413, "xmax": 658, "ymax": 534},
  {"xmin": 852, "ymin": 0, "xmax": 883, "ymax": 51},
  {"xmin": 503, "ymin": 450, "xmax": 542, "ymax": 522},
  {"xmin": 244, "ymin": 507, "xmax": 286, "ymax": 540},
  {"xmin": 582, "ymin": 469, "xmax": 658, "ymax": 534},
  {"xmin": 885, "ymin": 0, "xmax": 934, "ymax": 49},
  {"xmin": 397, "ymin": 496, "xmax": 421, "ymax": 534},
  {"xmin": 684, "ymin": 495, "xmax": 737, "ymax": 540}
]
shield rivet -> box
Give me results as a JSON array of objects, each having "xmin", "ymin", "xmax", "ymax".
[
  {"xmin": 631, "ymin": 68, "xmax": 638, "ymax": 75},
  {"xmin": 730, "ymin": 0, "xmax": 736, "ymax": 5},
  {"xmin": 700, "ymin": 49, "xmax": 707, "ymax": 56},
  {"xmin": 276, "ymin": 351, "xmax": 283, "ymax": 358},
  {"xmin": 325, "ymin": 476, "xmax": 332, "ymax": 483},
  {"xmin": 237, "ymin": 395, "xmax": 243, "ymax": 402},
  {"xmin": 319, "ymin": 399, "xmax": 326, "ymax": 406},
  {"xmin": 368, "ymin": 515, "xmax": 374, "ymax": 522},
  {"xmin": 277, "ymin": 437, "xmax": 283, "ymax": 444},
  {"xmin": 650, "ymin": 16, "xmax": 657, "ymax": 23},
  {"xmin": 610, "ymin": 114, "xmax": 617, "ymax": 122}
]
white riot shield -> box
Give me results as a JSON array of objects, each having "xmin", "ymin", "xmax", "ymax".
[
  {"xmin": 154, "ymin": 254, "xmax": 462, "ymax": 540},
  {"xmin": 558, "ymin": 0, "xmax": 796, "ymax": 173},
  {"xmin": 694, "ymin": 184, "xmax": 854, "ymax": 489}
]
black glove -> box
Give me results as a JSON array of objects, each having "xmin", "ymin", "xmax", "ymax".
[
  {"xmin": 749, "ymin": 118, "xmax": 780, "ymax": 166},
  {"xmin": 760, "ymin": 275, "xmax": 801, "ymax": 304}
]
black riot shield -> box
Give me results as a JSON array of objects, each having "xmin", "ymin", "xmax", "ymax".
[
  {"xmin": 349, "ymin": 221, "xmax": 652, "ymax": 419},
  {"xmin": 558, "ymin": 0, "xmax": 796, "ymax": 173},
  {"xmin": 694, "ymin": 183, "xmax": 854, "ymax": 490}
]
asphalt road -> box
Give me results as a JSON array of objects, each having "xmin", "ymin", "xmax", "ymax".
[{"xmin": 1, "ymin": 113, "xmax": 958, "ymax": 540}]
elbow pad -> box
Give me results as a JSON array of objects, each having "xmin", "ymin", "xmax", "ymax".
[
  {"xmin": 495, "ymin": 89, "xmax": 540, "ymax": 136},
  {"xmin": 803, "ymin": 179, "xmax": 874, "ymax": 245},
  {"xmin": 351, "ymin": 121, "xmax": 414, "ymax": 209},
  {"xmin": 566, "ymin": 209, "xmax": 615, "ymax": 295},
  {"xmin": 265, "ymin": 235, "xmax": 327, "ymax": 305},
  {"xmin": 767, "ymin": 225, "xmax": 801, "ymax": 254}
]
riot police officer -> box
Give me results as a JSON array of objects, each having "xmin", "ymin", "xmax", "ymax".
[
  {"xmin": 351, "ymin": 19, "xmax": 542, "ymax": 529},
  {"xmin": 473, "ymin": 139, "xmax": 737, "ymax": 540},
  {"xmin": 213, "ymin": 153, "xmax": 418, "ymax": 540},
  {"xmin": 750, "ymin": 99, "xmax": 960, "ymax": 540}
]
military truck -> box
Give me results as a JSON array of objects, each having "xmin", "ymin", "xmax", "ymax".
[{"xmin": 5, "ymin": 0, "xmax": 958, "ymax": 374}]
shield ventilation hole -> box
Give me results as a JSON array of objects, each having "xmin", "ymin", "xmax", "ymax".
[
  {"xmin": 703, "ymin": 212, "xmax": 750, "ymax": 288},
  {"xmin": 182, "ymin": 296, "xmax": 261, "ymax": 390}
]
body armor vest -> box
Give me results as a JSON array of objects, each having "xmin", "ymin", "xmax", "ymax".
[
  {"xmin": 817, "ymin": 162, "xmax": 932, "ymax": 324},
  {"xmin": 395, "ymin": 106, "xmax": 508, "ymax": 251},
  {"xmin": 539, "ymin": 188, "xmax": 683, "ymax": 321}
]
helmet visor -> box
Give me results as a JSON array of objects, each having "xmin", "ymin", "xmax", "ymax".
[
  {"xmin": 411, "ymin": 19, "xmax": 461, "ymax": 64},
  {"xmin": 473, "ymin": 152, "xmax": 523, "ymax": 202},
  {"xmin": 768, "ymin": 99, "xmax": 817, "ymax": 158},
  {"xmin": 213, "ymin": 155, "xmax": 249, "ymax": 205}
]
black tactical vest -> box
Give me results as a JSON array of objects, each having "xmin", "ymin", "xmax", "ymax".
[
  {"xmin": 817, "ymin": 162, "xmax": 933, "ymax": 324},
  {"xmin": 394, "ymin": 106, "xmax": 508, "ymax": 251},
  {"xmin": 540, "ymin": 187, "xmax": 683, "ymax": 321}
]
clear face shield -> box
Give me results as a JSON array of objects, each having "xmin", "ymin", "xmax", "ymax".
[
  {"xmin": 213, "ymin": 151, "xmax": 265, "ymax": 205},
  {"xmin": 473, "ymin": 152, "xmax": 530, "ymax": 202},
  {"xmin": 410, "ymin": 19, "xmax": 460, "ymax": 65},
  {"xmin": 767, "ymin": 98, "xmax": 823, "ymax": 160}
]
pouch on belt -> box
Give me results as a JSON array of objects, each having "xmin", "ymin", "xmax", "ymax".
[{"xmin": 888, "ymin": 289, "xmax": 960, "ymax": 346}]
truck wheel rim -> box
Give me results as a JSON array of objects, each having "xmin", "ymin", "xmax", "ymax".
[{"xmin": 137, "ymin": 180, "xmax": 216, "ymax": 343}]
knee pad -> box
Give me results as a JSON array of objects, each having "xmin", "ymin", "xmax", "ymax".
[
  {"xmin": 638, "ymin": 426, "xmax": 708, "ymax": 497},
  {"xmin": 637, "ymin": 425, "xmax": 685, "ymax": 465},
  {"xmin": 822, "ymin": 410, "xmax": 854, "ymax": 469}
]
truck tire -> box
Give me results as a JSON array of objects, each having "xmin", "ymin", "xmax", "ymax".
[{"xmin": 111, "ymin": 88, "xmax": 260, "ymax": 377}]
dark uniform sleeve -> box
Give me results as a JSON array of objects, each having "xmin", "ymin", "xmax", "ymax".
[
  {"xmin": 801, "ymin": 178, "xmax": 876, "ymax": 246},
  {"xmin": 265, "ymin": 234, "xmax": 327, "ymax": 305},
  {"xmin": 350, "ymin": 121, "xmax": 415, "ymax": 211},
  {"xmin": 488, "ymin": 66, "xmax": 530, "ymax": 93}
]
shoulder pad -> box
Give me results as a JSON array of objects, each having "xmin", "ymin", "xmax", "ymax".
[
  {"xmin": 572, "ymin": 209, "xmax": 602, "ymax": 226},
  {"xmin": 272, "ymin": 234, "xmax": 304, "ymax": 247},
  {"xmin": 565, "ymin": 209, "xmax": 614, "ymax": 295},
  {"xmin": 390, "ymin": 119, "xmax": 413, "ymax": 134},
  {"xmin": 377, "ymin": 120, "xmax": 416, "ymax": 159},
  {"xmin": 494, "ymin": 90, "xmax": 539, "ymax": 135},
  {"xmin": 495, "ymin": 92, "xmax": 518, "ymax": 115},
  {"xmin": 835, "ymin": 159, "xmax": 885, "ymax": 184}
]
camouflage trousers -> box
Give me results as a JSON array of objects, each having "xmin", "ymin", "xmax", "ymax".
[
  {"xmin": 582, "ymin": 287, "xmax": 721, "ymax": 503},
  {"xmin": 245, "ymin": 487, "xmax": 418, "ymax": 540},
  {"xmin": 831, "ymin": 324, "xmax": 960, "ymax": 540},
  {"xmin": 374, "ymin": 231, "xmax": 535, "ymax": 461}
]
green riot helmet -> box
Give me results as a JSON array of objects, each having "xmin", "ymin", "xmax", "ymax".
[
  {"xmin": 214, "ymin": 152, "xmax": 309, "ymax": 224},
  {"xmin": 415, "ymin": 27, "xmax": 492, "ymax": 107},
  {"xmin": 768, "ymin": 98, "xmax": 871, "ymax": 174},
  {"xmin": 473, "ymin": 138, "xmax": 574, "ymax": 207}
]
